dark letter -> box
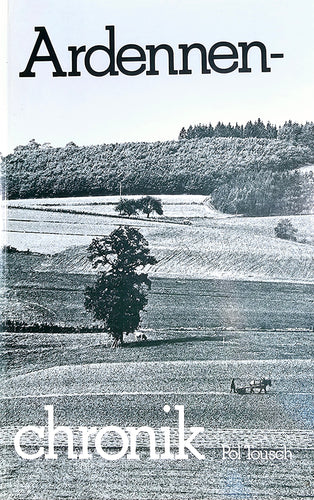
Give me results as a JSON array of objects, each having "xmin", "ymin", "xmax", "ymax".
[
  {"xmin": 117, "ymin": 44, "xmax": 146, "ymax": 76},
  {"xmin": 84, "ymin": 26, "xmax": 118, "ymax": 77},
  {"xmin": 146, "ymin": 45, "xmax": 178, "ymax": 76},
  {"xmin": 68, "ymin": 46, "xmax": 86, "ymax": 76},
  {"xmin": 208, "ymin": 42, "xmax": 238, "ymax": 73},
  {"xmin": 238, "ymin": 41, "xmax": 271, "ymax": 73},
  {"xmin": 19, "ymin": 27, "xmax": 66, "ymax": 77},
  {"xmin": 179, "ymin": 44, "xmax": 210, "ymax": 74}
]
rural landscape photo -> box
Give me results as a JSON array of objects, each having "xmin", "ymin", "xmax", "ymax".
[{"xmin": 1, "ymin": 119, "xmax": 314, "ymax": 499}]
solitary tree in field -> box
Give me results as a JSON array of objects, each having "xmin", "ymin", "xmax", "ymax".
[
  {"xmin": 115, "ymin": 198, "xmax": 138, "ymax": 217},
  {"xmin": 274, "ymin": 218, "xmax": 298, "ymax": 241},
  {"xmin": 84, "ymin": 226, "xmax": 157, "ymax": 346},
  {"xmin": 137, "ymin": 196, "xmax": 163, "ymax": 218}
]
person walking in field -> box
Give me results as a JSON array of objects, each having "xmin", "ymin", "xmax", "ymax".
[{"xmin": 230, "ymin": 378, "xmax": 236, "ymax": 393}]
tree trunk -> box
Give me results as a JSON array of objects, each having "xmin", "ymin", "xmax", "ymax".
[{"xmin": 112, "ymin": 332, "xmax": 124, "ymax": 347}]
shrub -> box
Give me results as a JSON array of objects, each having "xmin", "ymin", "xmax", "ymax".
[{"xmin": 274, "ymin": 219, "xmax": 298, "ymax": 241}]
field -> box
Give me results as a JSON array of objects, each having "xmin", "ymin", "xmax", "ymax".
[
  {"xmin": 1, "ymin": 195, "xmax": 314, "ymax": 499},
  {"xmin": 1, "ymin": 305, "xmax": 313, "ymax": 499},
  {"xmin": 4, "ymin": 195, "xmax": 314, "ymax": 281}
]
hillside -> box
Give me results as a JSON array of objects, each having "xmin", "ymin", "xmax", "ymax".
[
  {"xmin": 5, "ymin": 137, "xmax": 313, "ymax": 199},
  {"xmin": 5, "ymin": 193, "xmax": 314, "ymax": 283},
  {"xmin": 3, "ymin": 194, "xmax": 313, "ymax": 329},
  {"xmin": 33, "ymin": 214, "xmax": 314, "ymax": 283}
]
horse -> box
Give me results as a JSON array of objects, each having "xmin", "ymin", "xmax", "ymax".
[
  {"xmin": 135, "ymin": 332, "xmax": 147, "ymax": 341},
  {"xmin": 250, "ymin": 378, "xmax": 272, "ymax": 393}
]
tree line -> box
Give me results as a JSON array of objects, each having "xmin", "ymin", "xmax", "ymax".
[
  {"xmin": 179, "ymin": 118, "xmax": 278, "ymax": 140},
  {"xmin": 3, "ymin": 122, "xmax": 313, "ymax": 216},
  {"xmin": 179, "ymin": 120, "xmax": 314, "ymax": 147},
  {"xmin": 5, "ymin": 136, "xmax": 313, "ymax": 199}
]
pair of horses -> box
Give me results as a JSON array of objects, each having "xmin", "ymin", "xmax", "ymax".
[
  {"xmin": 234, "ymin": 377, "xmax": 272, "ymax": 394},
  {"xmin": 249, "ymin": 377, "xmax": 272, "ymax": 393}
]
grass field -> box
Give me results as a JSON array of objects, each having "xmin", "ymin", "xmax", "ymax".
[
  {"xmin": 1, "ymin": 194, "xmax": 314, "ymax": 499},
  {"xmin": 1, "ymin": 323, "xmax": 313, "ymax": 499},
  {"xmin": 4, "ymin": 194, "xmax": 314, "ymax": 282},
  {"xmin": 1, "ymin": 266, "xmax": 313, "ymax": 498}
]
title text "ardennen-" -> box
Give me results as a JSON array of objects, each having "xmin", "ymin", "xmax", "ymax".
[{"xmin": 19, "ymin": 26, "xmax": 284, "ymax": 78}]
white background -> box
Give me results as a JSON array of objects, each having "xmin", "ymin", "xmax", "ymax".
[{"xmin": 4, "ymin": 0, "xmax": 314, "ymax": 152}]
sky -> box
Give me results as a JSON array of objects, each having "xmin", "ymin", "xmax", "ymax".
[{"xmin": 4, "ymin": 0, "xmax": 314, "ymax": 153}]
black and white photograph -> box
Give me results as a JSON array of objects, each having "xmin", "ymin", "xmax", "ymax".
[{"xmin": 1, "ymin": 1, "xmax": 313, "ymax": 499}]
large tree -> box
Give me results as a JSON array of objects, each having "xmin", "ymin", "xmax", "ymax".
[{"xmin": 84, "ymin": 226, "xmax": 157, "ymax": 346}]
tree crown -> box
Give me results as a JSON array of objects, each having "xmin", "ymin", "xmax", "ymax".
[
  {"xmin": 87, "ymin": 226, "xmax": 157, "ymax": 272},
  {"xmin": 137, "ymin": 196, "xmax": 163, "ymax": 217}
]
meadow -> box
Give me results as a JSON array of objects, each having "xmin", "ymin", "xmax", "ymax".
[
  {"xmin": 5, "ymin": 194, "xmax": 314, "ymax": 281},
  {"xmin": 1, "ymin": 320, "xmax": 313, "ymax": 499},
  {"xmin": 1, "ymin": 194, "xmax": 314, "ymax": 499}
]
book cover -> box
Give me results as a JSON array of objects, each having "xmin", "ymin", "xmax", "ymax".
[{"xmin": 1, "ymin": 1, "xmax": 313, "ymax": 499}]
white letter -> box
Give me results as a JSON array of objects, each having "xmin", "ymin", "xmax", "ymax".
[
  {"xmin": 95, "ymin": 426, "xmax": 128, "ymax": 461},
  {"xmin": 160, "ymin": 427, "xmax": 174, "ymax": 459},
  {"xmin": 284, "ymin": 445, "xmax": 292, "ymax": 460},
  {"xmin": 174, "ymin": 405, "xmax": 204, "ymax": 460},
  {"xmin": 78, "ymin": 427, "xmax": 97, "ymax": 459},
  {"xmin": 276, "ymin": 449, "xmax": 284, "ymax": 460},
  {"xmin": 127, "ymin": 426, "xmax": 159, "ymax": 460},
  {"xmin": 44, "ymin": 405, "xmax": 77, "ymax": 459},
  {"xmin": 222, "ymin": 445, "xmax": 230, "ymax": 460},
  {"xmin": 14, "ymin": 426, "xmax": 45, "ymax": 460}
]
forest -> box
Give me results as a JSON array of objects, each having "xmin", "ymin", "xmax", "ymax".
[{"xmin": 3, "ymin": 120, "xmax": 314, "ymax": 216}]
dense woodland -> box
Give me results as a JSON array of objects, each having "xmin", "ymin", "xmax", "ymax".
[
  {"xmin": 211, "ymin": 169, "xmax": 313, "ymax": 216},
  {"xmin": 3, "ymin": 120, "xmax": 314, "ymax": 216}
]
